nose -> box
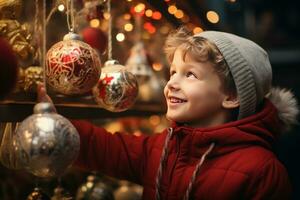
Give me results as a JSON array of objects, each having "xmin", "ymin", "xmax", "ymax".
[{"xmin": 166, "ymin": 75, "xmax": 180, "ymax": 91}]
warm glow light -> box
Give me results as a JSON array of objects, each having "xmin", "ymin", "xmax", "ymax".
[
  {"xmin": 193, "ymin": 27, "xmax": 203, "ymax": 34},
  {"xmin": 145, "ymin": 9, "xmax": 153, "ymax": 17},
  {"xmin": 149, "ymin": 115, "xmax": 161, "ymax": 126},
  {"xmin": 168, "ymin": 5, "xmax": 177, "ymax": 14},
  {"xmin": 124, "ymin": 23, "xmax": 133, "ymax": 32},
  {"xmin": 90, "ymin": 19, "xmax": 100, "ymax": 28},
  {"xmin": 228, "ymin": 0, "xmax": 236, "ymax": 2},
  {"xmin": 174, "ymin": 9, "xmax": 184, "ymax": 19},
  {"xmin": 116, "ymin": 33, "xmax": 125, "ymax": 42},
  {"xmin": 134, "ymin": 3, "xmax": 146, "ymax": 13},
  {"xmin": 123, "ymin": 13, "xmax": 131, "ymax": 20},
  {"xmin": 103, "ymin": 12, "xmax": 110, "ymax": 20},
  {"xmin": 152, "ymin": 11, "xmax": 162, "ymax": 20},
  {"xmin": 127, "ymin": 0, "xmax": 132, "ymax": 2},
  {"xmin": 144, "ymin": 22, "xmax": 156, "ymax": 34},
  {"xmin": 206, "ymin": 11, "xmax": 219, "ymax": 23},
  {"xmin": 152, "ymin": 63, "xmax": 163, "ymax": 71},
  {"xmin": 58, "ymin": 4, "xmax": 65, "ymax": 12}
]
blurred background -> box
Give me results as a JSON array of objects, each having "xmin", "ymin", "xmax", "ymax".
[{"xmin": 0, "ymin": 0, "xmax": 299, "ymax": 199}]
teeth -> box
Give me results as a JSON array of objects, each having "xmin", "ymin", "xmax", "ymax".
[{"xmin": 170, "ymin": 98, "xmax": 185, "ymax": 103}]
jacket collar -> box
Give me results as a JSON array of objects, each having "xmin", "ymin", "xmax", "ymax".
[{"xmin": 169, "ymin": 99, "xmax": 281, "ymax": 158}]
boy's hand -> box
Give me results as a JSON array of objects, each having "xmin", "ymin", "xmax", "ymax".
[{"xmin": 37, "ymin": 83, "xmax": 57, "ymax": 112}]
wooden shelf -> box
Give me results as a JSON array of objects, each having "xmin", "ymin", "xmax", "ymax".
[{"xmin": 0, "ymin": 93, "xmax": 166, "ymax": 122}]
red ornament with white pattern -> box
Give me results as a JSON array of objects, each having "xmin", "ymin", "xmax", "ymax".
[
  {"xmin": 93, "ymin": 60, "xmax": 138, "ymax": 112},
  {"xmin": 46, "ymin": 33, "xmax": 101, "ymax": 95}
]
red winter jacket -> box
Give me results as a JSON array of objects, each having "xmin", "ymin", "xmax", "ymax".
[{"xmin": 72, "ymin": 99, "xmax": 292, "ymax": 200}]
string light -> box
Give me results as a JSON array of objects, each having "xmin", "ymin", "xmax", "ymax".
[
  {"xmin": 206, "ymin": 11, "xmax": 219, "ymax": 23},
  {"xmin": 57, "ymin": 4, "xmax": 65, "ymax": 12},
  {"xmin": 90, "ymin": 19, "xmax": 100, "ymax": 28},
  {"xmin": 123, "ymin": 13, "xmax": 131, "ymax": 20},
  {"xmin": 145, "ymin": 9, "xmax": 153, "ymax": 17},
  {"xmin": 168, "ymin": 5, "xmax": 177, "ymax": 15},
  {"xmin": 103, "ymin": 12, "xmax": 110, "ymax": 20},
  {"xmin": 174, "ymin": 9, "xmax": 184, "ymax": 19},
  {"xmin": 124, "ymin": 23, "xmax": 133, "ymax": 32},
  {"xmin": 193, "ymin": 27, "xmax": 203, "ymax": 34},
  {"xmin": 152, "ymin": 11, "xmax": 162, "ymax": 20},
  {"xmin": 116, "ymin": 33, "xmax": 125, "ymax": 42},
  {"xmin": 152, "ymin": 63, "xmax": 163, "ymax": 71},
  {"xmin": 134, "ymin": 3, "xmax": 146, "ymax": 13}
]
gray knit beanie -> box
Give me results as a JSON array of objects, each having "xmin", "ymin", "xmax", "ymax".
[{"xmin": 194, "ymin": 31, "xmax": 272, "ymax": 119}]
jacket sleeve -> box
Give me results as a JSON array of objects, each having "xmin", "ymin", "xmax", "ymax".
[
  {"xmin": 247, "ymin": 158, "xmax": 292, "ymax": 200},
  {"xmin": 71, "ymin": 120, "xmax": 151, "ymax": 184}
]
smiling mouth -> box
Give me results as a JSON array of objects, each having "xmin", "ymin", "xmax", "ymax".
[{"xmin": 169, "ymin": 97, "xmax": 187, "ymax": 103}]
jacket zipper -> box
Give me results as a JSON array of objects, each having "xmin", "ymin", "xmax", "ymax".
[{"xmin": 165, "ymin": 133, "xmax": 181, "ymax": 199}]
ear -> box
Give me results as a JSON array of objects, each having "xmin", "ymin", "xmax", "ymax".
[{"xmin": 222, "ymin": 95, "xmax": 240, "ymax": 109}]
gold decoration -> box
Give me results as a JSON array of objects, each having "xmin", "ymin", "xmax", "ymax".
[
  {"xmin": 0, "ymin": 0, "xmax": 34, "ymax": 60},
  {"xmin": 23, "ymin": 66, "xmax": 43, "ymax": 92}
]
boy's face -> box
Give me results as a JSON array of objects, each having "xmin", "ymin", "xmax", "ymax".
[{"xmin": 164, "ymin": 48, "xmax": 228, "ymax": 127}]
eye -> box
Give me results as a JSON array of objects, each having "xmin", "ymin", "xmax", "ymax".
[
  {"xmin": 170, "ymin": 70, "xmax": 176, "ymax": 76},
  {"xmin": 186, "ymin": 71, "xmax": 197, "ymax": 79}
]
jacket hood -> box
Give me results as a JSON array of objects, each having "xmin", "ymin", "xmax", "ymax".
[{"xmin": 170, "ymin": 90, "xmax": 299, "ymax": 157}]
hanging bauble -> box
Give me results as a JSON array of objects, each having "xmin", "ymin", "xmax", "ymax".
[
  {"xmin": 0, "ymin": 37, "xmax": 18, "ymax": 99},
  {"xmin": 93, "ymin": 60, "xmax": 138, "ymax": 112},
  {"xmin": 23, "ymin": 66, "xmax": 43, "ymax": 92},
  {"xmin": 27, "ymin": 187, "xmax": 50, "ymax": 200},
  {"xmin": 137, "ymin": 72, "xmax": 166, "ymax": 103},
  {"xmin": 81, "ymin": 27, "xmax": 107, "ymax": 54},
  {"xmin": 76, "ymin": 175, "xmax": 114, "ymax": 200},
  {"xmin": 51, "ymin": 186, "xmax": 73, "ymax": 200},
  {"xmin": 14, "ymin": 102, "xmax": 80, "ymax": 178},
  {"xmin": 46, "ymin": 33, "xmax": 101, "ymax": 95},
  {"xmin": 125, "ymin": 42, "xmax": 152, "ymax": 83}
]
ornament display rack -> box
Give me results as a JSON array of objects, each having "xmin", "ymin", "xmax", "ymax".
[{"xmin": 0, "ymin": 92, "xmax": 166, "ymax": 122}]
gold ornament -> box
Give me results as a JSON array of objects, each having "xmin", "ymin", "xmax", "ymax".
[
  {"xmin": 0, "ymin": 0, "xmax": 35, "ymax": 60},
  {"xmin": 23, "ymin": 66, "xmax": 43, "ymax": 92}
]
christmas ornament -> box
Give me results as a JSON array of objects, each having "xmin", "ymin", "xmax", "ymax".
[
  {"xmin": 137, "ymin": 72, "xmax": 166, "ymax": 103},
  {"xmin": 51, "ymin": 186, "xmax": 73, "ymax": 200},
  {"xmin": 14, "ymin": 102, "xmax": 80, "ymax": 178},
  {"xmin": 23, "ymin": 66, "xmax": 43, "ymax": 92},
  {"xmin": 0, "ymin": 37, "xmax": 18, "ymax": 99},
  {"xmin": 81, "ymin": 27, "xmax": 107, "ymax": 54},
  {"xmin": 126, "ymin": 42, "xmax": 152, "ymax": 83},
  {"xmin": 0, "ymin": 0, "xmax": 35, "ymax": 60},
  {"xmin": 93, "ymin": 60, "xmax": 138, "ymax": 112},
  {"xmin": 27, "ymin": 187, "xmax": 50, "ymax": 200},
  {"xmin": 0, "ymin": 122, "xmax": 22, "ymax": 169},
  {"xmin": 76, "ymin": 175, "xmax": 114, "ymax": 200},
  {"xmin": 46, "ymin": 33, "xmax": 101, "ymax": 95}
]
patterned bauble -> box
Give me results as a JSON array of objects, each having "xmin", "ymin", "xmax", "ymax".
[
  {"xmin": 14, "ymin": 102, "xmax": 80, "ymax": 178},
  {"xmin": 93, "ymin": 60, "xmax": 138, "ymax": 112},
  {"xmin": 27, "ymin": 188, "xmax": 50, "ymax": 200},
  {"xmin": 46, "ymin": 34, "xmax": 101, "ymax": 95}
]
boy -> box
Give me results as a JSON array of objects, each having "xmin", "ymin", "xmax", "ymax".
[{"xmin": 38, "ymin": 27, "xmax": 298, "ymax": 199}]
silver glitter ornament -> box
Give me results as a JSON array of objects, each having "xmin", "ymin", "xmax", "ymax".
[
  {"xmin": 14, "ymin": 102, "xmax": 80, "ymax": 178},
  {"xmin": 93, "ymin": 60, "xmax": 138, "ymax": 112}
]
